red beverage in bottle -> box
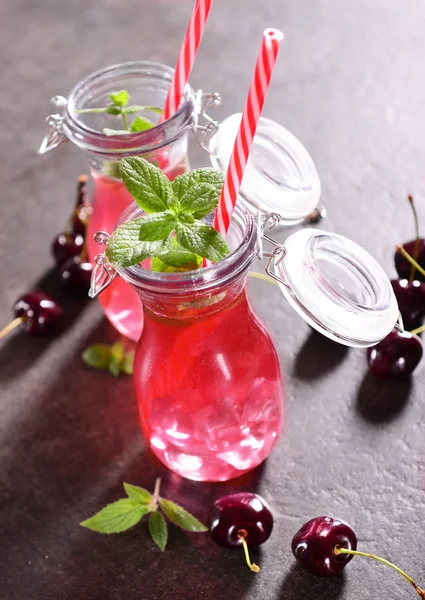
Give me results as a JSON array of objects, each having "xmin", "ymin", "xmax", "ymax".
[
  {"xmin": 134, "ymin": 287, "xmax": 283, "ymax": 481},
  {"xmin": 87, "ymin": 162, "xmax": 187, "ymax": 341}
]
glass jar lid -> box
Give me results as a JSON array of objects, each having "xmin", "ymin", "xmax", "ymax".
[
  {"xmin": 273, "ymin": 228, "xmax": 399, "ymax": 347},
  {"xmin": 208, "ymin": 113, "xmax": 321, "ymax": 224}
]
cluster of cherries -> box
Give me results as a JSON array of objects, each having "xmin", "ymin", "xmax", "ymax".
[
  {"xmin": 52, "ymin": 174, "xmax": 94, "ymax": 293},
  {"xmin": 0, "ymin": 177, "xmax": 93, "ymax": 342},
  {"xmin": 209, "ymin": 493, "xmax": 424, "ymax": 597},
  {"xmin": 367, "ymin": 195, "xmax": 425, "ymax": 379}
]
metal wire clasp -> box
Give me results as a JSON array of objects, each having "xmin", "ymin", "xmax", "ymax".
[
  {"xmin": 255, "ymin": 212, "xmax": 289, "ymax": 288},
  {"xmin": 38, "ymin": 96, "xmax": 69, "ymax": 155},
  {"xmin": 88, "ymin": 232, "xmax": 118, "ymax": 298},
  {"xmin": 192, "ymin": 89, "xmax": 221, "ymax": 157}
]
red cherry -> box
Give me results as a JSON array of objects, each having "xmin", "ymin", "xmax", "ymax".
[
  {"xmin": 292, "ymin": 516, "xmax": 357, "ymax": 577},
  {"xmin": 0, "ymin": 292, "xmax": 63, "ymax": 338},
  {"xmin": 391, "ymin": 279, "xmax": 425, "ymax": 330},
  {"xmin": 60, "ymin": 256, "xmax": 93, "ymax": 295},
  {"xmin": 51, "ymin": 232, "xmax": 84, "ymax": 267},
  {"xmin": 367, "ymin": 328, "xmax": 423, "ymax": 379}
]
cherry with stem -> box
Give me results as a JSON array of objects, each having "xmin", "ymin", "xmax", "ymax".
[
  {"xmin": 209, "ymin": 492, "xmax": 273, "ymax": 573},
  {"xmin": 0, "ymin": 292, "xmax": 63, "ymax": 340}
]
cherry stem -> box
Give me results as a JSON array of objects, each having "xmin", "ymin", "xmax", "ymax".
[
  {"xmin": 334, "ymin": 546, "xmax": 425, "ymax": 598},
  {"xmin": 408, "ymin": 195, "xmax": 420, "ymax": 281},
  {"xmin": 152, "ymin": 478, "xmax": 161, "ymax": 505},
  {"xmin": 248, "ymin": 272, "xmax": 280, "ymax": 287},
  {"xmin": 0, "ymin": 316, "xmax": 24, "ymax": 340},
  {"xmin": 411, "ymin": 324, "xmax": 425, "ymax": 336},
  {"xmin": 397, "ymin": 246, "xmax": 425, "ymax": 279},
  {"xmin": 238, "ymin": 530, "xmax": 260, "ymax": 573}
]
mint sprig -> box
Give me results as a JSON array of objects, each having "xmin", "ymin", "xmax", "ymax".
[
  {"xmin": 105, "ymin": 158, "xmax": 229, "ymax": 270},
  {"xmin": 80, "ymin": 478, "xmax": 208, "ymax": 550},
  {"xmin": 82, "ymin": 342, "xmax": 134, "ymax": 376},
  {"xmin": 75, "ymin": 89, "xmax": 162, "ymax": 136}
]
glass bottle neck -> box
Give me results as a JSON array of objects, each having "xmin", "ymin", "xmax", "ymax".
[
  {"xmin": 115, "ymin": 202, "xmax": 257, "ymax": 320},
  {"xmin": 137, "ymin": 271, "xmax": 249, "ymax": 321}
]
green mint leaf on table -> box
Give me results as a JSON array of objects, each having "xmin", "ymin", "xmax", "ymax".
[
  {"xmin": 123, "ymin": 482, "xmax": 153, "ymax": 504},
  {"xmin": 148, "ymin": 511, "xmax": 168, "ymax": 551},
  {"xmin": 81, "ymin": 478, "xmax": 207, "ymax": 546},
  {"xmin": 138, "ymin": 211, "xmax": 176, "ymax": 242},
  {"xmin": 119, "ymin": 157, "xmax": 173, "ymax": 213},
  {"xmin": 121, "ymin": 351, "xmax": 134, "ymax": 375},
  {"xmin": 176, "ymin": 221, "xmax": 229, "ymax": 263},
  {"xmin": 159, "ymin": 498, "xmax": 208, "ymax": 532},
  {"xmin": 105, "ymin": 217, "xmax": 172, "ymax": 267},
  {"xmin": 80, "ymin": 498, "xmax": 150, "ymax": 534},
  {"xmin": 172, "ymin": 168, "xmax": 225, "ymax": 202},
  {"xmin": 82, "ymin": 343, "xmax": 134, "ymax": 376},
  {"xmin": 109, "ymin": 341, "xmax": 124, "ymax": 377},
  {"xmin": 82, "ymin": 344, "xmax": 112, "ymax": 369},
  {"xmin": 109, "ymin": 90, "xmax": 130, "ymax": 107},
  {"xmin": 130, "ymin": 116, "xmax": 154, "ymax": 132}
]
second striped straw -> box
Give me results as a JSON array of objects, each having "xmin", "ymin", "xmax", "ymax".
[{"xmin": 213, "ymin": 28, "xmax": 284, "ymax": 236}]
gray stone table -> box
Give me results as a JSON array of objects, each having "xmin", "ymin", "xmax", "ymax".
[{"xmin": 1, "ymin": 0, "xmax": 425, "ymax": 598}]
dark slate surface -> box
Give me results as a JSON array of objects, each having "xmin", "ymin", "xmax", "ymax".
[{"xmin": 2, "ymin": 0, "xmax": 425, "ymax": 598}]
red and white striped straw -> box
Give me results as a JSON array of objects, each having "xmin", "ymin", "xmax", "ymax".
[
  {"xmin": 213, "ymin": 28, "xmax": 284, "ymax": 235},
  {"xmin": 162, "ymin": 0, "xmax": 213, "ymax": 121}
]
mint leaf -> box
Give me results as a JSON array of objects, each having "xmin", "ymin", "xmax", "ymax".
[
  {"xmin": 178, "ymin": 213, "xmax": 195, "ymax": 225},
  {"xmin": 179, "ymin": 183, "xmax": 219, "ymax": 220},
  {"xmin": 130, "ymin": 116, "xmax": 154, "ymax": 132},
  {"xmin": 159, "ymin": 498, "xmax": 208, "ymax": 532},
  {"xmin": 109, "ymin": 342, "xmax": 124, "ymax": 377},
  {"xmin": 172, "ymin": 168, "xmax": 225, "ymax": 203},
  {"xmin": 151, "ymin": 245, "xmax": 202, "ymax": 272},
  {"xmin": 103, "ymin": 128, "xmax": 130, "ymax": 136},
  {"xmin": 138, "ymin": 211, "xmax": 176, "ymax": 242},
  {"xmin": 149, "ymin": 511, "xmax": 168, "ymax": 551},
  {"xmin": 80, "ymin": 499, "xmax": 148, "ymax": 534},
  {"xmin": 176, "ymin": 221, "xmax": 230, "ymax": 262},
  {"xmin": 105, "ymin": 218, "xmax": 172, "ymax": 267},
  {"xmin": 123, "ymin": 105, "xmax": 163, "ymax": 115},
  {"xmin": 121, "ymin": 351, "xmax": 134, "ymax": 375},
  {"xmin": 123, "ymin": 483, "xmax": 153, "ymax": 504},
  {"xmin": 109, "ymin": 90, "xmax": 129, "ymax": 107},
  {"xmin": 119, "ymin": 157, "xmax": 173, "ymax": 213},
  {"xmin": 82, "ymin": 344, "xmax": 111, "ymax": 370},
  {"xmin": 105, "ymin": 106, "xmax": 121, "ymax": 115}
]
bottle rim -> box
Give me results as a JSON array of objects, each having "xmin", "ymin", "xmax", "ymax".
[
  {"xmin": 63, "ymin": 61, "xmax": 195, "ymax": 156},
  {"xmin": 114, "ymin": 201, "xmax": 257, "ymax": 294}
]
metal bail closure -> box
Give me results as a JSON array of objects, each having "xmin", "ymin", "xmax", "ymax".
[
  {"xmin": 257, "ymin": 219, "xmax": 400, "ymax": 348},
  {"xmin": 37, "ymin": 96, "xmax": 69, "ymax": 155},
  {"xmin": 88, "ymin": 232, "xmax": 117, "ymax": 299},
  {"xmin": 192, "ymin": 89, "xmax": 221, "ymax": 157}
]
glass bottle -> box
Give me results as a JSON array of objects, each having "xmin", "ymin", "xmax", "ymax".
[
  {"xmin": 90, "ymin": 203, "xmax": 399, "ymax": 481},
  {"xmin": 39, "ymin": 61, "xmax": 200, "ymax": 341},
  {"xmin": 93, "ymin": 202, "xmax": 284, "ymax": 482}
]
